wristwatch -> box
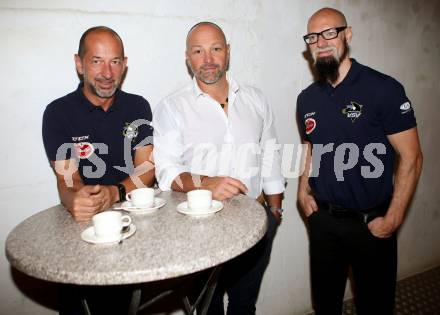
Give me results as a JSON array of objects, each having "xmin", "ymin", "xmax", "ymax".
[
  {"xmin": 270, "ymin": 206, "xmax": 284, "ymax": 218},
  {"xmin": 115, "ymin": 183, "xmax": 126, "ymax": 202}
]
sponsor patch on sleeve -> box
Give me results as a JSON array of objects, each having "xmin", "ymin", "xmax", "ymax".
[
  {"xmin": 74, "ymin": 142, "xmax": 94, "ymax": 159},
  {"xmin": 400, "ymin": 101, "xmax": 412, "ymax": 114},
  {"xmin": 305, "ymin": 118, "xmax": 316, "ymax": 135}
]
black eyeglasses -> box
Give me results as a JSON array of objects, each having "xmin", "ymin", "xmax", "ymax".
[{"xmin": 303, "ymin": 26, "xmax": 347, "ymax": 45}]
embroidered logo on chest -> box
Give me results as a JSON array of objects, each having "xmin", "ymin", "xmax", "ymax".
[
  {"xmin": 74, "ymin": 142, "xmax": 94, "ymax": 159},
  {"xmin": 123, "ymin": 122, "xmax": 139, "ymax": 140},
  {"xmin": 342, "ymin": 101, "xmax": 363, "ymax": 122}
]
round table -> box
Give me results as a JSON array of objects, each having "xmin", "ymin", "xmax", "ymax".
[{"xmin": 5, "ymin": 192, "xmax": 267, "ymax": 286}]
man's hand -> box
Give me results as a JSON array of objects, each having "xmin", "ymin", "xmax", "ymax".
[
  {"xmin": 297, "ymin": 141, "xmax": 318, "ymax": 218},
  {"xmin": 65, "ymin": 185, "xmax": 118, "ymax": 222},
  {"xmin": 298, "ymin": 191, "xmax": 318, "ymax": 217},
  {"xmin": 91, "ymin": 185, "xmax": 119, "ymax": 212},
  {"xmin": 367, "ymin": 212, "xmax": 401, "ymax": 238},
  {"xmin": 201, "ymin": 176, "xmax": 248, "ymax": 200},
  {"xmin": 368, "ymin": 127, "xmax": 423, "ymax": 238}
]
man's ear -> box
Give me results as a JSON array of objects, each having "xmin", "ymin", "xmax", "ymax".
[
  {"xmin": 226, "ymin": 44, "xmax": 231, "ymax": 71},
  {"xmin": 185, "ymin": 51, "xmax": 191, "ymax": 68},
  {"xmin": 74, "ymin": 54, "xmax": 84, "ymax": 75},
  {"xmin": 345, "ymin": 26, "xmax": 353, "ymax": 44}
]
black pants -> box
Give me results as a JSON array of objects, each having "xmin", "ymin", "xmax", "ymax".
[
  {"xmin": 308, "ymin": 209, "xmax": 397, "ymax": 315},
  {"xmin": 58, "ymin": 284, "xmax": 132, "ymax": 315},
  {"xmin": 207, "ymin": 205, "xmax": 278, "ymax": 315}
]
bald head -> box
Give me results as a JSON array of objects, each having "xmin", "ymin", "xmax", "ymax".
[
  {"xmin": 304, "ymin": 8, "xmax": 352, "ymax": 84},
  {"xmin": 307, "ymin": 7, "xmax": 347, "ymax": 32},
  {"xmin": 185, "ymin": 21, "xmax": 229, "ymax": 85},
  {"xmin": 78, "ymin": 26, "xmax": 124, "ymax": 59},
  {"xmin": 186, "ymin": 22, "xmax": 227, "ymax": 50}
]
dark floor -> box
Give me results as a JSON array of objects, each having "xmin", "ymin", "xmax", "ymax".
[
  {"xmin": 142, "ymin": 266, "xmax": 440, "ymax": 315},
  {"xmin": 341, "ymin": 266, "xmax": 440, "ymax": 314},
  {"xmin": 147, "ymin": 267, "xmax": 440, "ymax": 315}
]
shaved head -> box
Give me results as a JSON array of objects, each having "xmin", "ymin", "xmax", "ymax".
[
  {"xmin": 305, "ymin": 8, "xmax": 352, "ymax": 84},
  {"xmin": 307, "ymin": 7, "xmax": 347, "ymax": 32},
  {"xmin": 186, "ymin": 21, "xmax": 227, "ymax": 50},
  {"xmin": 185, "ymin": 21, "xmax": 229, "ymax": 85}
]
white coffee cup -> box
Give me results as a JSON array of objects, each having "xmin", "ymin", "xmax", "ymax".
[
  {"xmin": 187, "ymin": 189, "xmax": 212, "ymax": 212},
  {"xmin": 126, "ymin": 188, "xmax": 155, "ymax": 207},
  {"xmin": 92, "ymin": 211, "xmax": 132, "ymax": 242}
]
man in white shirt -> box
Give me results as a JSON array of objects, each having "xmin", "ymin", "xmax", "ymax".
[{"xmin": 153, "ymin": 22, "xmax": 284, "ymax": 315}]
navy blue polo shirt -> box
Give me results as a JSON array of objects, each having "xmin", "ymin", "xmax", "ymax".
[
  {"xmin": 42, "ymin": 83, "xmax": 153, "ymax": 186},
  {"xmin": 297, "ymin": 59, "xmax": 417, "ymax": 210}
]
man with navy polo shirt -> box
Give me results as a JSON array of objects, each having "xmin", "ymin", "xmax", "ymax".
[
  {"xmin": 42, "ymin": 26, "xmax": 154, "ymax": 314},
  {"xmin": 43, "ymin": 26, "xmax": 155, "ymax": 223},
  {"xmin": 297, "ymin": 8, "xmax": 423, "ymax": 315}
]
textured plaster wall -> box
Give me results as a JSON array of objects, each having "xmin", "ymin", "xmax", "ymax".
[{"xmin": 1, "ymin": 1, "xmax": 439, "ymax": 314}]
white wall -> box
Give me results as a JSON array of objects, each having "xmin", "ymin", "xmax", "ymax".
[{"xmin": 1, "ymin": 1, "xmax": 439, "ymax": 314}]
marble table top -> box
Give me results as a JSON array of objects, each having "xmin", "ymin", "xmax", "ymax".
[{"xmin": 5, "ymin": 191, "xmax": 267, "ymax": 285}]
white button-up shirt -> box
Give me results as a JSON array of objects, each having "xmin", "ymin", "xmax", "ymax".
[{"xmin": 153, "ymin": 74, "xmax": 285, "ymax": 198}]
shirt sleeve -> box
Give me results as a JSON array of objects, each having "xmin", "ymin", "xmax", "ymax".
[
  {"xmin": 259, "ymin": 92, "xmax": 285, "ymax": 195},
  {"xmin": 42, "ymin": 104, "xmax": 74, "ymax": 161},
  {"xmin": 132, "ymin": 97, "xmax": 154, "ymax": 148},
  {"xmin": 296, "ymin": 92, "xmax": 309, "ymax": 142},
  {"xmin": 152, "ymin": 100, "xmax": 189, "ymax": 191},
  {"xmin": 380, "ymin": 77, "xmax": 417, "ymax": 135}
]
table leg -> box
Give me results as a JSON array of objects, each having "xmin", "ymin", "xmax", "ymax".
[
  {"xmin": 128, "ymin": 287, "xmax": 141, "ymax": 315},
  {"xmin": 126, "ymin": 266, "xmax": 221, "ymax": 315},
  {"xmin": 137, "ymin": 289, "xmax": 174, "ymax": 312},
  {"xmin": 81, "ymin": 299, "xmax": 91, "ymax": 315},
  {"xmin": 183, "ymin": 266, "xmax": 222, "ymax": 315},
  {"xmin": 198, "ymin": 266, "xmax": 221, "ymax": 315}
]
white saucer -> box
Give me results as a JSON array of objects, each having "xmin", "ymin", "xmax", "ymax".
[
  {"xmin": 177, "ymin": 200, "xmax": 223, "ymax": 217},
  {"xmin": 114, "ymin": 198, "xmax": 166, "ymax": 214},
  {"xmin": 81, "ymin": 224, "xmax": 136, "ymax": 244}
]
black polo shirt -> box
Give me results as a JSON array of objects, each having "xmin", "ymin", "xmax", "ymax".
[
  {"xmin": 297, "ymin": 59, "xmax": 417, "ymax": 210},
  {"xmin": 42, "ymin": 83, "xmax": 153, "ymax": 185}
]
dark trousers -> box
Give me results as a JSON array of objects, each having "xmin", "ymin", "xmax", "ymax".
[
  {"xmin": 308, "ymin": 209, "xmax": 397, "ymax": 315},
  {"xmin": 59, "ymin": 284, "xmax": 132, "ymax": 315},
  {"xmin": 207, "ymin": 206, "xmax": 278, "ymax": 315}
]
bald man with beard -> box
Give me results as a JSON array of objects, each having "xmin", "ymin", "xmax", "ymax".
[{"xmin": 297, "ymin": 8, "xmax": 422, "ymax": 315}]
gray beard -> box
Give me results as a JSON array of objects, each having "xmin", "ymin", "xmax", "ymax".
[
  {"xmin": 84, "ymin": 74, "xmax": 117, "ymax": 98},
  {"xmin": 195, "ymin": 69, "xmax": 224, "ymax": 84},
  {"xmin": 189, "ymin": 60, "xmax": 229, "ymax": 85}
]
